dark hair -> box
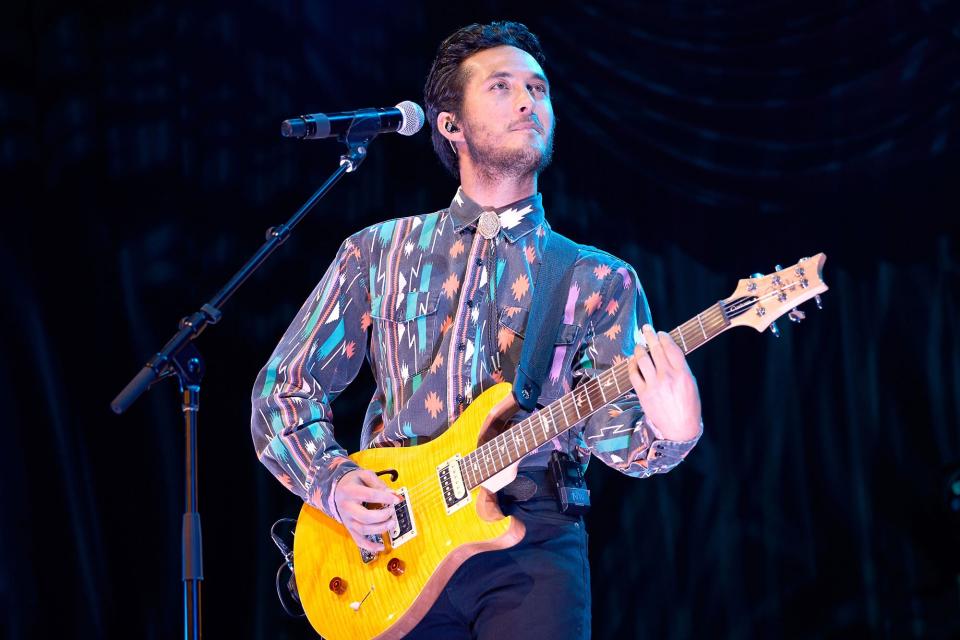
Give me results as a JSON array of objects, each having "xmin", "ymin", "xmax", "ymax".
[{"xmin": 423, "ymin": 21, "xmax": 547, "ymax": 179}]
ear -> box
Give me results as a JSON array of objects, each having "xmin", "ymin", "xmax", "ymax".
[{"xmin": 437, "ymin": 111, "xmax": 465, "ymax": 143}]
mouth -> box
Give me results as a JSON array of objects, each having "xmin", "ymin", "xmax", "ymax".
[{"xmin": 510, "ymin": 122, "xmax": 544, "ymax": 134}]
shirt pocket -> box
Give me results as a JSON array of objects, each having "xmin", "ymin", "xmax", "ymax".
[
  {"xmin": 497, "ymin": 305, "xmax": 582, "ymax": 395},
  {"xmin": 370, "ymin": 290, "xmax": 442, "ymax": 380}
]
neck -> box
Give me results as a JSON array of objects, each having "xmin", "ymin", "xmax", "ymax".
[{"xmin": 458, "ymin": 164, "xmax": 538, "ymax": 209}]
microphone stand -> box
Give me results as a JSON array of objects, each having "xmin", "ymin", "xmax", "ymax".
[{"xmin": 111, "ymin": 129, "xmax": 377, "ymax": 640}]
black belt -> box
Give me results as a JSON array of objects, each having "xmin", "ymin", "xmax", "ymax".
[{"xmin": 499, "ymin": 469, "xmax": 554, "ymax": 502}]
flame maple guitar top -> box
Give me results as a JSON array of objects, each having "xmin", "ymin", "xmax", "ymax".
[{"xmin": 294, "ymin": 382, "xmax": 525, "ymax": 640}]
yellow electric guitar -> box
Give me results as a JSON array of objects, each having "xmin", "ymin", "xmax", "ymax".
[{"xmin": 293, "ymin": 255, "xmax": 829, "ymax": 640}]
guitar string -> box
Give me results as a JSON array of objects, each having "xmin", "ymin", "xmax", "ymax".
[
  {"xmin": 387, "ymin": 303, "xmax": 732, "ymax": 509},
  {"xmin": 387, "ymin": 320, "xmax": 724, "ymax": 517},
  {"xmin": 393, "ymin": 299, "xmax": 739, "ymax": 508},
  {"xmin": 377, "ymin": 281, "xmax": 805, "ymax": 512},
  {"xmin": 384, "ymin": 367, "xmax": 627, "ymax": 518},
  {"xmin": 378, "ymin": 283, "xmax": 801, "ymax": 525}
]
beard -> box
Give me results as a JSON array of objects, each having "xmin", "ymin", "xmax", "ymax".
[{"xmin": 462, "ymin": 122, "xmax": 555, "ymax": 183}]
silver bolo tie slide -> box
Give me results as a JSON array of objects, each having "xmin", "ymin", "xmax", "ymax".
[{"xmin": 477, "ymin": 210, "xmax": 501, "ymax": 239}]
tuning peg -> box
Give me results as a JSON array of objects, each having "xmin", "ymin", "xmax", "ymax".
[
  {"xmin": 770, "ymin": 321, "xmax": 781, "ymax": 338},
  {"xmin": 815, "ymin": 295, "xmax": 823, "ymax": 310},
  {"xmin": 774, "ymin": 264, "xmax": 783, "ymax": 271},
  {"xmin": 788, "ymin": 308, "xmax": 806, "ymax": 323}
]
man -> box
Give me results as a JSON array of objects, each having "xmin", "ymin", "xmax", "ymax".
[{"xmin": 251, "ymin": 21, "xmax": 702, "ymax": 639}]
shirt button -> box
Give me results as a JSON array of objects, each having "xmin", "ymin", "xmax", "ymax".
[
  {"xmin": 456, "ymin": 394, "xmax": 465, "ymax": 405},
  {"xmin": 466, "ymin": 299, "xmax": 473, "ymax": 307},
  {"xmin": 475, "ymin": 258, "xmax": 484, "ymax": 266},
  {"xmin": 457, "ymin": 342, "xmax": 466, "ymax": 351}
]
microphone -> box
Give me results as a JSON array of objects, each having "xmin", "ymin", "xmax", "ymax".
[{"xmin": 281, "ymin": 101, "xmax": 425, "ymax": 140}]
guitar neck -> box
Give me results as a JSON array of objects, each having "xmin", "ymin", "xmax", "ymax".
[{"xmin": 462, "ymin": 301, "xmax": 730, "ymax": 488}]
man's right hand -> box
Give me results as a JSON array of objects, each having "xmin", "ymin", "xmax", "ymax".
[{"xmin": 333, "ymin": 468, "xmax": 400, "ymax": 552}]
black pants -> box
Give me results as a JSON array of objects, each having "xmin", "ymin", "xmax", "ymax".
[{"xmin": 405, "ymin": 496, "xmax": 591, "ymax": 639}]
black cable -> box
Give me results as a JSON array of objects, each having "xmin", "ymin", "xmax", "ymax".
[{"xmin": 270, "ymin": 518, "xmax": 305, "ymax": 618}]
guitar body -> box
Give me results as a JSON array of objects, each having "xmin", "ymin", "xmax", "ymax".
[{"xmin": 293, "ymin": 382, "xmax": 525, "ymax": 640}]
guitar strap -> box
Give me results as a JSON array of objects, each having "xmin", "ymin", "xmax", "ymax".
[{"xmin": 512, "ymin": 229, "xmax": 580, "ymax": 412}]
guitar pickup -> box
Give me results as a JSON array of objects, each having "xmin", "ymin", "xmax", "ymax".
[
  {"xmin": 389, "ymin": 487, "xmax": 416, "ymax": 548},
  {"xmin": 437, "ymin": 455, "xmax": 471, "ymax": 515}
]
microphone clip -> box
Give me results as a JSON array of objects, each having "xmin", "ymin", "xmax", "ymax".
[{"xmin": 339, "ymin": 140, "xmax": 369, "ymax": 173}]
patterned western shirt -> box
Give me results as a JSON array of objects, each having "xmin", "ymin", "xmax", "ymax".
[{"xmin": 250, "ymin": 188, "xmax": 701, "ymax": 521}]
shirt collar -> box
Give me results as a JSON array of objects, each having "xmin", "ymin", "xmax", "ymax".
[{"xmin": 448, "ymin": 186, "xmax": 545, "ymax": 242}]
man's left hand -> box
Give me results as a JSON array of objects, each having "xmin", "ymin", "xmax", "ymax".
[{"xmin": 627, "ymin": 324, "xmax": 702, "ymax": 442}]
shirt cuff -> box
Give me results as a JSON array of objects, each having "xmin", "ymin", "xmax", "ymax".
[
  {"xmin": 309, "ymin": 457, "xmax": 361, "ymax": 523},
  {"xmin": 641, "ymin": 416, "xmax": 702, "ymax": 471}
]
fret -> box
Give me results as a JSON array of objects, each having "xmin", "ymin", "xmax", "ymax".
[
  {"xmin": 475, "ymin": 449, "xmax": 483, "ymax": 482},
  {"xmin": 464, "ymin": 455, "xmax": 473, "ymax": 487},
  {"xmin": 550, "ymin": 402, "xmax": 562, "ymax": 440},
  {"xmin": 675, "ymin": 326, "xmax": 688, "ymax": 353},
  {"xmin": 682, "ymin": 321, "xmax": 695, "ymax": 348},
  {"xmin": 711, "ymin": 305, "xmax": 727, "ymax": 335},
  {"xmin": 513, "ymin": 422, "xmax": 524, "ymax": 455},
  {"xmin": 583, "ymin": 385, "xmax": 594, "ymax": 412},
  {"xmin": 550, "ymin": 402, "xmax": 567, "ymax": 433},
  {"xmin": 601, "ymin": 371, "xmax": 616, "ymax": 395},
  {"xmin": 697, "ymin": 313, "xmax": 707, "ymax": 340},
  {"xmin": 494, "ymin": 437, "xmax": 504, "ymax": 470},
  {"xmin": 597, "ymin": 375, "xmax": 608, "ymax": 403},
  {"xmin": 521, "ymin": 419, "xmax": 534, "ymax": 452},
  {"xmin": 612, "ymin": 364, "xmax": 623, "ymax": 395}
]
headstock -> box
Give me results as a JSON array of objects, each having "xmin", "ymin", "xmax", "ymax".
[{"xmin": 723, "ymin": 254, "xmax": 828, "ymax": 334}]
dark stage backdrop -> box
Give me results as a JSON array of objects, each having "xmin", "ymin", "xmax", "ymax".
[{"xmin": 2, "ymin": 1, "xmax": 958, "ymax": 638}]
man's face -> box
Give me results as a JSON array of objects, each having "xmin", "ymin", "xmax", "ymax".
[{"xmin": 457, "ymin": 45, "xmax": 555, "ymax": 180}]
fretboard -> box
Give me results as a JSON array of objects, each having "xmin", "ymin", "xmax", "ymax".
[{"xmin": 460, "ymin": 301, "xmax": 730, "ymax": 489}]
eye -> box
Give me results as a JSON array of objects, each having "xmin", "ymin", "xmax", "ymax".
[
  {"xmin": 528, "ymin": 83, "xmax": 548, "ymax": 96},
  {"xmin": 491, "ymin": 80, "xmax": 509, "ymax": 90}
]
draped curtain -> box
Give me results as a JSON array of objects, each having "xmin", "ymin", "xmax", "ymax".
[{"xmin": 1, "ymin": 1, "xmax": 957, "ymax": 637}]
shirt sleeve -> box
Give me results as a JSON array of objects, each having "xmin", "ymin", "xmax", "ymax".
[
  {"xmin": 250, "ymin": 234, "xmax": 370, "ymax": 521},
  {"xmin": 572, "ymin": 260, "xmax": 702, "ymax": 478}
]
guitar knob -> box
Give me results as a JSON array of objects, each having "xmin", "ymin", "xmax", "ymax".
[
  {"xmin": 815, "ymin": 295, "xmax": 823, "ymax": 310},
  {"xmin": 387, "ymin": 558, "xmax": 405, "ymax": 576},
  {"xmin": 770, "ymin": 321, "xmax": 781, "ymax": 338},
  {"xmin": 330, "ymin": 577, "xmax": 347, "ymax": 595}
]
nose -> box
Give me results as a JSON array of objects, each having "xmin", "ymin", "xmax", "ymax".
[{"xmin": 515, "ymin": 86, "xmax": 535, "ymax": 113}]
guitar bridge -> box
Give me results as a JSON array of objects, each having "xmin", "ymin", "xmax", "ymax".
[
  {"xmin": 357, "ymin": 486, "xmax": 417, "ymax": 563},
  {"xmin": 359, "ymin": 537, "xmax": 381, "ymax": 564},
  {"xmin": 437, "ymin": 455, "xmax": 471, "ymax": 515}
]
